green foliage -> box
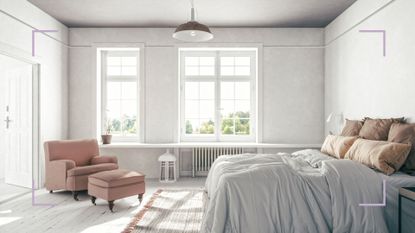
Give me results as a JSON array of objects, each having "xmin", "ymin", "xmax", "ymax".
[
  {"xmin": 221, "ymin": 118, "xmax": 234, "ymax": 135},
  {"xmin": 221, "ymin": 111, "xmax": 250, "ymax": 135},
  {"xmin": 186, "ymin": 120, "xmax": 193, "ymax": 134},
  {"xmin": 200, "ymin": 120, "xmax": 214, "ymax": 134},
  {"xmin": 111, "ymin": 119, "xmax": 121, "ymax": 132},
  {"xmin": 110, "ymin": 115, "xmax": 137, "ymax": 135},
  {"xmin": 122, "ymin": 116, "xmax": 137, "ymax": 134},
  {"xmin": 185, "ymin": 111, "xmax": 250, "ymax": 135}
]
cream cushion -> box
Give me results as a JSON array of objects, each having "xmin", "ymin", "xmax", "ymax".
[
  {"xmin": 344, "ymin": 138, "xmax": 411, "ymax": 175},
  {"xmin": 359, "ymin": 117, "xmax": 404, "ymax": 140},
  {"xmin": 321, "ymin": 135, "xmax": 358, "ymax": 159},
  {"xmin": 340, "ymin": 119, "xmax": 364, "ymax": 136},
  {"xmin": 388, "ymin": 123, "xmax": 415, "ymax": 171}
]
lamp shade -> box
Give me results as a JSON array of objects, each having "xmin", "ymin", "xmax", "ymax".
[{"xmin": 173, "ymin": 21, "xmax": 213, "ymax": 42}]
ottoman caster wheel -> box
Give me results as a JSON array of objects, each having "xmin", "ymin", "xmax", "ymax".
[
  {"xmin": 91, "ymin": 196, "xmax": 96, "ymax": 205},
  {"xmin": 108, "ymin": 200, "xmax": 115, "ymax": 212},
  {"xmin": 49, "ymin": 190, "xmax": 53, "ymax": 194}
]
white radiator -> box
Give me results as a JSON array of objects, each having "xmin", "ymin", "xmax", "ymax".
[{"xmin": 192, "ymin": 147, "xmax": 243, "ymax": 177}]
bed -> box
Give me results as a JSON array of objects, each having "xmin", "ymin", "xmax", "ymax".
[{"xmin": 201, "ymin": 149, "xmax": 415, "ymax": 233}]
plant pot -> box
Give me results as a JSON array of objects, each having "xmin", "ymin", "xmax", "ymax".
[{"xmin": 101, "ymin": 135, "xmax": 112, "ymax": 144}]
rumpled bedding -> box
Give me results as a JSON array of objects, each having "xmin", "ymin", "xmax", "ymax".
[{"xmin": 201, "ymin": 149, "xmax": 394, "ymax": 233}]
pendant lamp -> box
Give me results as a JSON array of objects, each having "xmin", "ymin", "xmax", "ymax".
[{"xmin": 173, "ymin": 0, "xmax": 213, "ymax": 42}]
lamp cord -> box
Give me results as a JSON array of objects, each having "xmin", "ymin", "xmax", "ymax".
[{"xmin": 190, "ymin": 0, "xmax": 196, "ymax": 21}]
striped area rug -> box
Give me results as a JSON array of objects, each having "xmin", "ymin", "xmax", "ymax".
[{"xmin": 123, "ymin": 189, "xmax": 207, "ymax": 233}]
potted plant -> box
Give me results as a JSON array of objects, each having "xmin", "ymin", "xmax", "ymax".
[{"xmin": 101, "ymin": 119, "xmax": 113, "ymax": 144}]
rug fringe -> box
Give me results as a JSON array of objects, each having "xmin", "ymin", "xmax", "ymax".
[{"xmin": 121, "ymin": 189, "xmax": 163, "ymax": 233}]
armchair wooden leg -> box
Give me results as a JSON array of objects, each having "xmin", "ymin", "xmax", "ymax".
[
  {"xmin": 138, "ymin": 193, "xmax": 144, "ymax": 203},
  {"xmin": 91, "ymin": 196, "xmax": 96, "ymax": 205},
  {"xmin": 72, "ymin": 191, "xmax": 79, "ymax": 201},
  {"xmin": 108, "ymin": 200, "xmax": 115, "ymax": 212}
]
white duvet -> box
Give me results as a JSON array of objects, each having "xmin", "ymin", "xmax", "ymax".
[{"xmin": 201, "ymin": 149, "xmax": 391, "ymax": 233}]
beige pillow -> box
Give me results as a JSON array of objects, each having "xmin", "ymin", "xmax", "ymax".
[
  {"xmin": 340, "ymin": 119, "xmax": 364, "ymax": 136},
  {"xmin": 359, "ymin": 117, "xmax": 404, "ymax": 140},
  {"xmin": 321, "ymin": 135, "xmax": 358, "ymax": 159},
  {"xmin": 388, "ymin": 123, "xmax": 415, "ymax": 171},
  {"xmin": 344, "ymin": 138, "xmax": 411, "ymax": 175}
]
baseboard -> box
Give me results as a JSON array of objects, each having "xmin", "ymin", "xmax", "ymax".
[{"xmin": 180, "ymin": 171, "xmax": 192, "ymax": 177}]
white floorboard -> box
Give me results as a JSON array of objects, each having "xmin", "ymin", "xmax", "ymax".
[
  {"xmin": 0, "ymin": 177, "xmax": 206, "ymax": 233},
  {"xmin": 0, "ymin": 179, "xmax": 30, "ymax": 204}
]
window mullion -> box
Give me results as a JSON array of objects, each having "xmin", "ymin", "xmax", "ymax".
[{"xmin": 215, "ymin": 51, "xmax": 221, "ymax": 142}]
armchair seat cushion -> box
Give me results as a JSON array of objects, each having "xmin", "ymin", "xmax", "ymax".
[{"xmin": 67, "ymin": 163, "xmax": 118, "ymax": 177}]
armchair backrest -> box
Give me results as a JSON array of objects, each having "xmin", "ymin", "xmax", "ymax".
[{"xmin": 44, "ymin": 139, "xmax": 100, "ymax": 166}]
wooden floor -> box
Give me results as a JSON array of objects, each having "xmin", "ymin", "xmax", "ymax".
[
  {"xmin": 0, "ymin": 177, "xmax": 206, "ymax": 233},
  {"xmin": 0, "ymin": 180, "xmax": 31, "ymax": 204}
]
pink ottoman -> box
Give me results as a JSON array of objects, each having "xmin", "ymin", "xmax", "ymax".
[{"xmin": 88, "ymin": 169, "xmax": 145, "ymax": 212}]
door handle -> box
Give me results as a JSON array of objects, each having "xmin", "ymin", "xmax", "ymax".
[{"xmin": 4, "ymin": 116, "xmax": 12, "ymax": 129}]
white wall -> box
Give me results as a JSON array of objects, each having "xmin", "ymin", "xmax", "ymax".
[
  {"xmin": 325, "ymin": 0, "xmax": 415, "ymax": 132},
  {"xmin": 69, "ymin": 28, "xmax": 325, "ymax": 143},
  {"xmin": 0, "ymin": 0, "xmax": 69, "ymax": 185},
  {"xmin": 69, "ymin": 28, "xmax": 324, "ymax": 177}
]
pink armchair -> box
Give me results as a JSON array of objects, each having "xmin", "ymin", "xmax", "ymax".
[{"xmin": 44, "ymin": 139, "xmax": 118, "ymax": 200}]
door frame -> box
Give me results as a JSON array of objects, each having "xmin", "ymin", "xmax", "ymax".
[{"xmin": 0, "ymin": 42, "xmax": 40, "ymax": 189}]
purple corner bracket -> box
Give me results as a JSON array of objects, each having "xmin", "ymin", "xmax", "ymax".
[
  {"xmin": 359, "ymin": 29, "xmax": 386, "ymax": 57},
  {"xmin": 359, "ymin": 179, "xmax": 386, "ymax": 207},
  {"xmin": 32, "ymin": 179, "xmax": 56, "ymax": 207},
  {"xmin": 32, "ymin": 29, "xmax": 58, "ymax": 57}
]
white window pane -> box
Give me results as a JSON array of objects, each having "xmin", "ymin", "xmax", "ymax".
[
  {"xmin": 221, "ymin": 100, "xmax": 234, "ymax": 117},
  {"xmin": 235, "ymin": 100, "xmax": 250, "ymax": 114},
  {"xmin": 122, "ymin": 57, "xmax": 137, "ymax": 66},
  {"xmin": 107, "ymin": 100, "xmax": 120, "ymax": 118},
  {"xmin": 185, "ymin": 100, "xmax": 199, "ymax": 118},
  {"xmin": 185, "ymin": 82, "xmax": 199, "ymax": 99},
  {"xmin": 121, "ymin": 100, "xmax": 137, "ymax": 117},
  {"xmin": 109, "ymin": 118, "xmax": 122, "ymax": 134},
  {"xmin": 107, "ymin": 82, "xmax": 121, "ymax": 100},
  {"xmin": 185, "ymin": 66, "xmax": 199, "ymax": 76},
  {"xmin": 185, "ymin": 119, "xmax": 199, "ymax": 134},
  {"xmin": 199, "ymin": 82, "xmax": 214, "ymax": 99},
  {"xmin": 235, "ymin": 57, "xmax": 250, "ymax": 66},
  {"xmin": 235, "ymin": 82, "xmax": 250, "ymax": 100},
  {"xmin": 221, "ymin": 118, "xmax": 235, "ymax": 135},
  {"xmin": 121, "ymin": 82, "xmax": 137, "ymax": 99},
  {"xmin": 199, "ymin": 100, "xmax": 214, "ymax": 118},
  {"xmin": 185, "ymin": 57, "xmax": 198, "ymax": 66},
  {"xmin": 199, "ymin": 119, "xmax": 215, "ymax": 134},
  {"xmin": 107, "ymin": 57, "xmax": 121, "ymax": 66},
  {"xmin": 107, "ymin": 66, "xmax": 121, "ymax": 76},
  {"xmin": 122, "ymin": 117, "xmax": 137, "ymax": 135},
  {"xmin": 235, "ymin": 66, "xmax": 250, "ymax": 76},
  {"xmin": 199, "ymin": 66, "xmax": 214, "ymax": 76},
  {"xmin": 221, "ymin": 82, "xmax": 234, "ymax": 100},
  {"xmin": 235, "ymin": 118, "xmax": 250, "ymax": 135},
  {"xmin": 199, "ymin": 57, "xmax": 214, "ymax": 66},
  {"xmin": 121, "ymin": 66, "xmax": 137, "ymax": 75},
  {"xmin": 221, "ymin": 57, "xmax": 234, "ymax": 66},
  {"xmin": 221, "ymin": 66, "xmax": 234, "ymax": 76}
]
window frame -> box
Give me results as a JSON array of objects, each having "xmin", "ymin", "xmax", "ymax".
[
  {"xmin": 180, "ymin": 49, "xmax": 257, "ymax": 142},
  {"xmin": 100, "ymin": 49, "xmax": 141, "ymax": 142}
]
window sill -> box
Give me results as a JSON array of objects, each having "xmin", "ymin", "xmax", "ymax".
[{"xmin": 99, "ymin": 142, "xmax": 322, "ymax": 149}]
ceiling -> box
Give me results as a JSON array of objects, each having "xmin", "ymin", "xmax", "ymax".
[{"xmin": 28, "ymin": 0, "xmax": 356, "ymax": 28}]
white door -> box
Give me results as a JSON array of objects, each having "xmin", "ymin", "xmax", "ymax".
[{"xmin": 0, "ymin": 54, "xmax": 33, "ymax": 188}]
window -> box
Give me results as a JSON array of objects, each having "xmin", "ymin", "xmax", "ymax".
[
  {"xmin": 100, "ymin": 50, "xmax": 140, "ymax": 141},
  {"xmin": 180, "ymin": 49, "xmax": 257, "ymax": 141}
]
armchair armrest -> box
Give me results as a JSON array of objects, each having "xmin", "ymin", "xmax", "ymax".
[
  {"xmin": 48, "ymin": 159, "xmax": 76, "ymax": 171},
  {"xmin": 45, "ymin": 159, "xmax": 76, "ymax": 190},
  {"xmin": 91, "ymin": 156, "xmax": 118, "ymax": 165}
]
